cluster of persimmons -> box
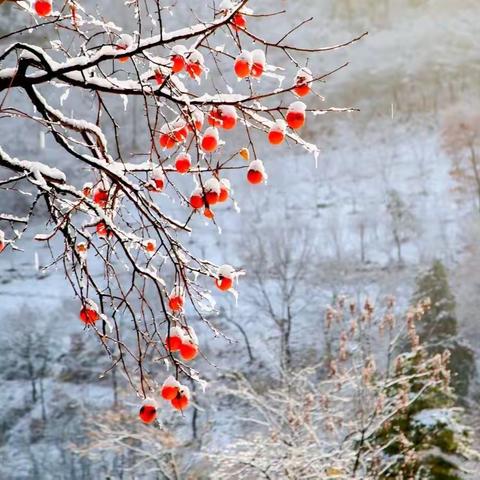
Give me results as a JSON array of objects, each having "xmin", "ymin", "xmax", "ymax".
[{"xmin": 31, "ymin": 0, "xmax": 315, "ymax": 423}]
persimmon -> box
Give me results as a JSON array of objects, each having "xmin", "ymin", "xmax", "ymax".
[
  {"xmin": 171, "ymin": 45, "xmax": 187, "ymax": 73},
  {"xmin": 168, "ymin": 287, "xmax": 185, "ymax": 312},
  {"xmin": 268, "ymin": 119, "xmax": 287, "ymax": 145},
  {"xmin": 159, "ymin": 124, "xmax": 178, "ymax": 149},
  {"xmin": 201, "ymin": 127, "xmax": 219, "ymax": 153},
  {"xmin": 96, "ymin": 221, "xmax": 112, "ymax": 238},
  {"xmin": 204, "ymin": 208, "xmax": 214, "ymax": 220},
  {"xmin": 173, "ymin": 120, "xmax": 188, "ymax": 142},
  {"xmin": 220, "ymin": 105, "xmax": 237, "ymax": 130},
  {"xmin": 294, "ymin": 67, "xmax": 313, "ymax": 97},
  {"xmin": 208, "ymin": 106, "xmax": 237, "ymax": 130},
  {"xmin": 82, "ymin": 182, "xmax": 93, "ymax": 197},
  {"xmin": 179, "ymin": 341, "xmax": 199, "ymax": 361},
  {"xmin": 116, "ymin": 34, "xmax": 133, "ymax": 63},
  {"xmin": 159, "ymin": 132, "xmax": 177, "ymax": 149},
  {"xmin": 178, "ymin": 326, "xmax": 199, "ymax": 361},
  {"xmin": 189, "ymin": 108, "xmax": 204, "ymax": 131},
  {"xmin": 144, "ymin": 238, "xmax": 156, "ymax": 254},
  {"xmin": 204, "ymin": 178, "xmax": 221, "ymax": 205},
  {"xmin": 139, "ymin": 398, "xmax": 157, "ymax": 424},
  {"xmin": 216, "ymin": 277, "xmax": 233, "ymax": 291},
  {"xmin": 34, "ymin": 0, "xmax": 52, "ymax": 17},
  {"xmin": 93, "ymin": 187, "xmax": 108, "ymax": 207},
  {"xmin": 286, "ymin": 101, "xmax": 307, "ymax": 130},
  {"xmin": 175, "ymin": 153, "xmax": 191, "ymax": 174},
  {"xmin": 189, "ymin": 188, "xmax": 204, "ymax": 210},
  {"xmin": 218, "ymin": 179, "xmax": 230, "ymax": 202},
  {"xmin": 165, "ymin": 326, "xmax": 185, "ymax": 352},
  {"xmin": 247, "ymin": 159, "xmax": 266, "ymax": 185},
  {"xmin": 161, "ymin": 376, "xmax": 180, "ymax": 400},
  {"xmin": 186, "ymin": 50, "xmax": 204, "ymax": 79},
  {"xmin": 208, "ymin": 108, "xmax": 222, "ymax": 128},
  {"xmin": 220, "ymin": 0, "xmax": 248, "ymax": 30},
  {"xmin": 234, "ymin": 50, "xmax": 252, "ymax": 79},
  {"xmin": 154, "ymin": 68, "xmax": 165, "ymax": 85},
  {"xmin": 80, "ymin": 299, "xmax": 100, "ymax": 325},
  {"xmin": 251, "ymin": 50, "xmax": 266, "ymax": 78},
  {"xmin": 76, "ymin": 242, "xmax": 88, "ymax": 255},
  {"xmin": 151, "ymin": 167, "xmax": 165, "ymax": 191},
  {"xmin": 215, "ymin": 264, "xmax": 235, "ymax": 291},
  {"xmin": 187, "ymin": 62, "xmax": 203, "ymax": 79},
  {"xmin": 171, "ymin": 385, "xmax": 190, "ymax": 410},
  {"xmin": 232, "ymin": 13, "xmax": 247, "ymax": 30}
]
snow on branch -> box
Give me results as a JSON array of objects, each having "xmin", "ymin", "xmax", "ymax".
[{"xmin": 0, "ymin": 0, "xmax": 366, "ymax": 416}]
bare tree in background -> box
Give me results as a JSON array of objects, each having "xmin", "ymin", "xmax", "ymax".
[
  {"xmin": 1, "ymin": 307, "xmax": 53, "ymax": 422},
  {"xmin": 442, "ymin": 104, "xmax": 480, "ymax": 213},
  {"xmin": 386, "ymin": 188, "xmax": 417, "ymax": 264},
  {"xmin": 0, "ymin": 0, "xmax": 365, "ymax": 412},
  {"xmin": 240, "ymin": 227, "xmax": 316, "ymax": 370}
]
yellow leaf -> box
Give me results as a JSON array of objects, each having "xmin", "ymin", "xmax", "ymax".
[
  {"xmin": 239, "ymin": 148, "xmax": 250, "ymax": 161},
  {"xmin": 325, "ymin": 467, "xmax": 344, "ymax": 477}
]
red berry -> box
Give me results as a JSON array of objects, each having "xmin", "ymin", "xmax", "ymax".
[
  {"xmin": 268, "ymin": 130, "xmax": 285, "ymax": 145},
  {"xmin": 175, "ymin": 153, "xmax": 191, "ymax": 174},
  {"xmin": 216, "ymin": 276, "xmax": 233, "ymax": 291},
  {"xmin": 34, "ymin": 0, "xmax": 52, "ymax": 17},
  {"xmin": 205, "ymin": 191, "xmax": 219, "ymax": 205},
  {"xmin": 93, "ymin": 188, "xmax": 108, "ymax": 207},
  {"xmin": 251, "ymin": 50, "xmax": 266, "ymax": 79},
  {"xmin": 179, "ymin": 342, "xmax": 198, "ymax": 361},
  {"xmin": 234, "ymin": 59, "xmax": 251, "ymax": 79},
  {"xmin": 161, "ymin": 376, "xmax": 180, "ymax": 400},
  {"xmin": 166, "ymin": 335, "xmax": 182, "ymax": 352},
  {"xmin": 232, "ymin": 13, "xmax": 246, "ymax": 30},
  {"xmin": 154, "ymin": 69, "xmax": 165, "ymax": 85},
  {"xmin": 201, "ymin": 129, "xmax": 219, "ymax": 153},
  {"xmin": 154, "ymin": 178, "xmax": 164, "ymax": 190},
  {"xmin": 96, "ymin": 221, "xmax": 112, "ymax": 238},
  {"xmin": 286, "ymin": 111, "xmax": 305, "ymax": 130},
  {"xmin": 189, "ymin": 191, "xmax": 204, "ymax": 210},
  {"xmin": 80, "ymin": 302, "xmax": 100, "ymax": 325},
  {"xmin": 139, "ymin": 402, "xmax": 157, "ymax": 424},
  {"xmin": 159, "ymin": 132, "xmax": 177, "ymax": 149},
  {"xmin": 171, "ymin": 389, "xmax": 190, "ymax": 410},
  {"xmin": 251, "ymin": 63, "xmax": 264, "ymax": 78},
  {"xmin": 204, "ymin": 208, "xmax": 214, "ymax": 220},
  {"xmin": 286, "ymin": 102, "xmax": 307, "ymax": 130},
  {"xmin": 186, "ymin": 62, "xmax": 203, "ymax": 79},
  {"xmin": 168, "ymin": 294, "xmax": 184, "ymax": 312},
  {"xmin": 294, "ymin": 84, "xmax": 311, "ymax": 97},
  {"xmin": 171, "ymin": 55, "xmax": 185, "ymax": 73},
  {"xmin": 218, "ymin": 186, "xmax": 229, "ymax": 202},
  {"xmin": 247, "ymin": 170, "xmax": 263, "ymax": 185}
]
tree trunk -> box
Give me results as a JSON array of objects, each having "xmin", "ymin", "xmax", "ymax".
[
  {"xmin": 228, "ymin": 318, "xmax": 255, "ymax": 363},
  {"xmin": 359, "ymin": 223, "xmax": 366, "ymax": 263},
  {"xmin": 468, "ymin": 145, "xmax": 480, "ymax": 213},
  {"xmin": 393, "ymin": 230, "xmax": 402, "ymax": 263}
]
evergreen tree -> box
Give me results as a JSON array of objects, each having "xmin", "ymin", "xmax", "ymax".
[
  {"xmin": 411, "ymin": 260, "xmax": 475, "ymax": 399},
  {"xmin": 369, "ymin": 345, "xmax": 474, "ymax": 479}
]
